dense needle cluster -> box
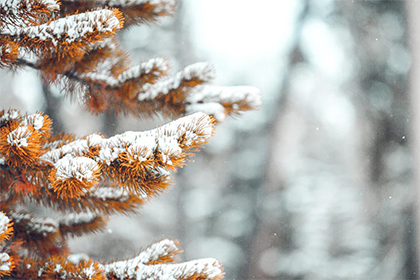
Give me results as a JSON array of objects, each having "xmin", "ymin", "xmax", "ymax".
[{"xmin": 0, "ymin": 0, "xmax": 261, "ymax": 278}]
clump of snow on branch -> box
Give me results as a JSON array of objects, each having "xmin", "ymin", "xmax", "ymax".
[
  {"xmin": 6, "ymin": 126, "xmax": 31, "ymax": 147},
  {"xmin": 0, "ymin": 253, "xmax": 11, "ymax": 273},
  {"xmin": 22, "ymin": 113, "xmax": 44, "ymax": 130},
  {"xmin": 40, "ymin": 133, "xmax": 104, "ymax": 163},
  {"xmin": 0, "ymin": 109, "xmax": 19, "ymax": 123},
  {"xmin": 54, "ymin": 155, "xmax": 99, "ymax": 183}
]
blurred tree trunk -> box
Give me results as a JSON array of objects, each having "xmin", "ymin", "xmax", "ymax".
[
  {"xmin": 42, "ymin": 84, "xmax": 63, "ymax": 132},
  {"xmin": 342, "ymin": 1, "xmax": 415, "ymax": 278},
  {"xmin": 244, "ymin": 2, "xmax": 309, "ymax": 279},
  {"xmin": 407, "ymin": 0, "xmax": 420, "ymax": 275}
]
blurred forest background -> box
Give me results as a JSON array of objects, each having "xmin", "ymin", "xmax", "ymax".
[{"xmin": 2, "ymin": 0, "xmax": 420, "ymax": 279}]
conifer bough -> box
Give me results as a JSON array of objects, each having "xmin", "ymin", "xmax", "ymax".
[{"xmin": 0, "ymin": 0, "xmax": 261, "ymax": 278}]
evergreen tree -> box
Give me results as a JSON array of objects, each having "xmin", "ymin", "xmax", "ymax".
[{"xmin": 0, "ymin": 0, "xmax": 261, "ymax": 278}]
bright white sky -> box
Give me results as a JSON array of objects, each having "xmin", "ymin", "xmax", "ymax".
[
  {"xmin": 184, "ymin": 0, "xmax": 301, "ymax": 89},
  {"xmin": 185, "ymin": 0, "xmax": 299, "ymax": 58}
]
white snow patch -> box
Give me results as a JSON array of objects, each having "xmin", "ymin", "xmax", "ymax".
[
  {"xmin": 7, "ymin": 126, "xmax": 31, "ymax": 147},
  {"xmin": 54, "ymin": 155, "xmax": 98, "ymax": 183},
  {"xmin": 0, "ymin": 212, "xmax": 9, "ymax": 235},
  {"xmin": 22, "ymin": 113, "xmax": 44, "ymax": 130},
  {"xmin": 0, "ymin": 253, "xmax": 11, "ymax": 272},
  {"xmin": 90, "ymin": 187, "xmax": 133, "ymax": 201},
  {"xmin": 186, "ymin": 102, "xmax": 226, "ymax": 122},
  {"xmin": 187, "ymin": 85, "xmax": 262, "ymax": 109},
  {"xmin": 67, "ymin": 253, "xmax": 90, "ymax": 264}
]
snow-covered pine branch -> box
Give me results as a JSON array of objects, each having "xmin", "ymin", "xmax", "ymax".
[
  {"xmin": 1, "ymin": 8, "xmax": 123, "ymax": 58},
  {"xmin": 41, "ymin": 112, "xmax": 215, "ymax": 197},
  {"xmin": 99, "ymin": 240, "xmax": 182, "ymax": 278},
  {"xmin": 60, "ymin": 0, "xmax": 176, "ymax": 26},
  {"xmin": 104, "ymin": 257, "xmax": 224, "ymax": 280}
]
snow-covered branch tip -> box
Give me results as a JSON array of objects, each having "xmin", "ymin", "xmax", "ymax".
[
  {"xmin": 138, "ymin": 62, "xmax": 215, "ymax": 101},
  {"xmin": 117, "ymin": 57, "xmax": 170, "ymax": 84},
  {"xmin": 107, "ymin": 0, "xmax": 177, "ymax": 25},
  {"xmin": 102, "ymin": 241, "xmax": 223, "ymax": 280},
  {"xmin": 185, "ymin": 85, "xmax": 262, "ymax": 122}
]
